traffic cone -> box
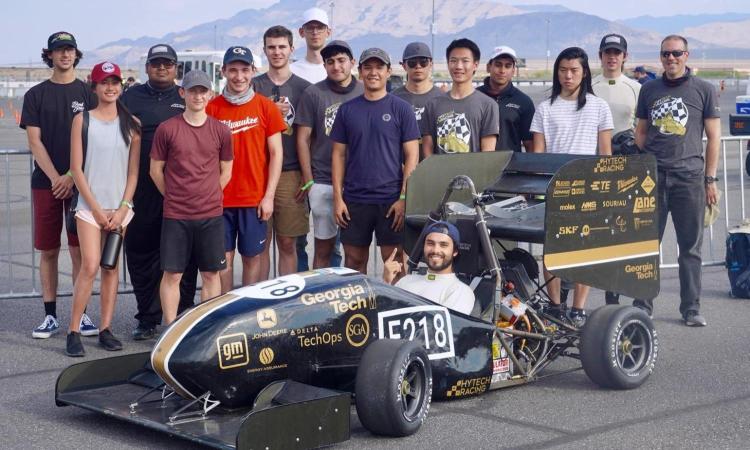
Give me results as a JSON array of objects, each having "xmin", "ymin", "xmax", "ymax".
[
  {"xmin": 14, "ymin": 110, "xmax": 20, "ymax": 125},
  {"xmin": 0, "ymin": 107, "xmax": 4, "ymax": 119}
]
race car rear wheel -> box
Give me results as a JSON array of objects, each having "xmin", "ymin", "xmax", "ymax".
[
  {"xmin": 355, "ymin": 339, "xmax": 432, "ymax": 436},
  {"xmin": 580, "ymin": 305, "xmax": 658, "ymax": 389}
]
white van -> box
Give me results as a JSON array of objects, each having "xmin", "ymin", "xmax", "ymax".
[{"xmin": 138, "ymin": 49, "xmax": 262, "ymax": 92}]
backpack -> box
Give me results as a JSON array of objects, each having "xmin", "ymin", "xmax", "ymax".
[{"xmin": 725, "ymin": 226, "xmax": 750, "ymax": 298}]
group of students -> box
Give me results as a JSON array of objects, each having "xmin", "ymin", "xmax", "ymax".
[{"xmin": 23, "ymin": 8, "xmax": 720, "ymax": 357}]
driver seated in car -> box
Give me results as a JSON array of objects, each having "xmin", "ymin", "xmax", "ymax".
[{"xmin": 383, "ymin": 221, "xmax": 475, "ymax": 315}]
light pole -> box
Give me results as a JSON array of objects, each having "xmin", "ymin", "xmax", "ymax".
[
  {"xmin": 329, "ymin": 1, "xmax": 335, "ymax": 39},
  {"xmin": 431, "ymin": 0, "xmax": 436, "ymax": 61},
  {"xmin": 545, "ymin": 18, "xmax": 551, "ymax": 76}
]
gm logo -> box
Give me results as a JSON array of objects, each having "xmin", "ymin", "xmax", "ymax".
[
  {"xmin": 217, "ymin": 333, "xmax": 250, "ymax": 369},
  {"xmin": 257, "ymin": 308, "xmax": 278, "ymax": 329}
]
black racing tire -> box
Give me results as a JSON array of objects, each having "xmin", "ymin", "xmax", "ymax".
[
  {"xmin": 355, "ymin": 339, "xmax": 432, "ymax": 436},
  {"xmin": 580, "ymin": 305, "xmax": 658, "ymax": 389}
]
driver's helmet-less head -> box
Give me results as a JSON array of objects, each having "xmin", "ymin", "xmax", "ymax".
[{"xmin": 424, "ymin": 221, "xmax": 461, "ymax": 252}]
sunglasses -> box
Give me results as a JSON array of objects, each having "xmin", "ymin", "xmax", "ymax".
[
  {"xmin": 406, "ymin": 58, "xmax": 431, "ymax": 69},
  {"xmin": 660, "ymin": 50, "xmax": 686, "ymax": 59},
  {"xmin": 149, "ymin": 59, "xmax": 176, "ymax": 68}
]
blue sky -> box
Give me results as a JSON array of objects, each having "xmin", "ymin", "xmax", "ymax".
[{"xmin": 1, "ymin": 0, "xmax": 747, "ymax": 65}]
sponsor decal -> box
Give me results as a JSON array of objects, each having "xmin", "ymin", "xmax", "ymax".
[
  {"xmin": 232, "ymin": 274, "xmax": 304, "ymax": 300},
  {"xmin": 299, "ymin": 283, "xmax": 376, "ymax": 314},
  {"xmin": 217, "ymin": 333, "xmax": 250, "ymax": 369},
  {"xmin": 625, "ymin": 262, "xmax": 656, "ymax": 280},
  {"xmin": 571, "ymin": 187, "xmax": 585, "ymax": 195},
  {"xmin": 555, "ymin": 180, "xmax": 571, "ymax": 187},
  {"xmin": 602, "ymin": 199, "xmax": 627, "ymax": 208},
  {"xmin": 640, "ymin": 175, "xmax": 655, "ymax": 195},
  {"xmin": 615, "ymin": 216, "xmax": 627, "ymax": 232},
  {"xmin": 590, "ymin": 180, "xmax": 611, "ymax": 193},
  {"xmin": 552, "ymin": 188, "xmax": 570, "ymax": 198},
  {"xmin": 633, "ymin": 196, "xmax": 656, "ymax": 214},
  {"xmin": 634, "ymin": 217, "xmax": 654, "ymax": 230},
  {"xmin": 297, "ymin": 330, "xmax": 343, "ymax": 347},
  {"xmin": 346, "ymin": 314, "xmax": 370, "ymax": 347},
  {"xmin": 258, "ymin": 347, "xmax": 274, "ymax": 365},
  {"xmin": 252, "ymin": 328, "xmax": 287, "ymax": 340},
  {"xmin": 219, "ymin": 116, "xmax": 260, "ymax": 134},
  {"xmin": 594, "ymin": 156, "xmax": 626, "ymax": 173},
  {"xmin": 493, "ymin": 358, "xmax": 510, "ymax": 374},
  {"xmin": 617, "ymin": 176, "xmax": 638, "ymax": 193},
  {"xmin": 580, "ymin": 201, "xmax": 597, "ymax": 212},
  {"xmin": 572, "ymin": 180, "xmax": 585, "ymax": 187},
  {"xmin": 256, "ymin": 308, "xmax": 277, "ymax": 329},
  {"xmin": 491, "ymin": 342, "xmax": 501, "ymax": 359},
  {"xmin": 445, "ymin": 376, "xmax": 491, "ymax": 397},
  {"xmin": 558, "ymin": 225, "xmax": 579, "ymax": 235},
  {"xmin": 378, "ymin": 306, "xmax": 455, "ymax": 360},
  {"xmin": 559, "ymin": 203, "xmax": 576, "ymax": 211}
]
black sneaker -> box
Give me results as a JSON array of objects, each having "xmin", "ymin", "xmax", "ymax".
[
  {"xmin": 544, "ymin": 304, "xmax": 568, "ymax": 322},
  {"xmin": 132, "ymin": 322, "xmax": 156, "ymax": 341},
  {"xmin": 568, "ymin": 309, "xmax": 587, "ymax": 328},
  {"xmin": 66, "ymin": 332, "xmax": 85, "ymax": 357},
  {"xmin": 683, "ymin": 311, "xmax": 707, "ymax": 327},
  {"xmin": 99, "ymin": 328, "xmax": 123, "ymax": 351}
]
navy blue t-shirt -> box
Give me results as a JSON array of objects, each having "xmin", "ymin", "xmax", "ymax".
[{"xmin": 330, "ymin": 94, "xmax": 420, "ymax": 204}]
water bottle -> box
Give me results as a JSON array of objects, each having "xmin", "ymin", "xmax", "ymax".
[{"xmin": 101, "ymin": 228, "xmax": 123, "ymax": 270}]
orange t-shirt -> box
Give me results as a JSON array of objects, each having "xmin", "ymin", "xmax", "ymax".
[{"xmin": 206, "ymin": 93, "xmax": 286, "ymax": 207}]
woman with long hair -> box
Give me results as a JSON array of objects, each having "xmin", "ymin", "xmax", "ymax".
[
  {"xmin": 530, "ymin": 47, "xmax": 614, "ymax": 327},
  {"xmin": 66, "ymin": 61, "xmax": 141, "ymax": 356}
]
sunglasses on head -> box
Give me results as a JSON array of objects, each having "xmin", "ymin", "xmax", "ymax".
[
  {"xmin": 660, "ymin": 50, "xmax": 686, "ymax": 59},
  {"xmin": 406, "ymin": 58, "xmax": 430, "ymax": 69}
]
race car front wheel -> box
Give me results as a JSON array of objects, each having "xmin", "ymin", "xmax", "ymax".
[
  {"xmin": 355, "ymin": 339, "xmax": 432, "ymax": 436},
  {"xmin": 580, "ymin": 305, "xmax": 658, "ymax": 389}
]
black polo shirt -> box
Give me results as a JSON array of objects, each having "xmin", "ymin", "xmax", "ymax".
[
  {"xmin": 477, "ymin": 78, "xmax": 535, "ymax": 152},
  {"xmin": 120, "ymin": 82, "xmax": 185, "ymax": 220}
]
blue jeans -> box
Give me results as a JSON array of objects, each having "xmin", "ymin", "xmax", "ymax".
[{"xmin": 634, "ymin": 168, "xmax": 705, "ymax": 317}]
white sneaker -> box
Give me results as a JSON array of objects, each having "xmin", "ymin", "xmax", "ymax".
[
  {"xmin": 32, "ymin": 315, "xmax": 60, "ymax": 339},
  {"xmin": 79, "ymin": 313, "xmax": 100, "ymax": 336}
]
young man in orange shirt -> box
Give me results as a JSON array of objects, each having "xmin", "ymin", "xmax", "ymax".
[{"xmin": 206, "ymin": 46, "xmax": 286, "ymax": 291}]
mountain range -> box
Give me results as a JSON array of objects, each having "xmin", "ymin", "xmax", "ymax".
[{"xmin": 86, "ymin": 0, "xmax": 750, "ymax": 68}]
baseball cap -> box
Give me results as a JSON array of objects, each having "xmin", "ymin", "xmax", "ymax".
[
  {"xmin": 600, "ymin": 34, "xmax": 627, "ymax": 53},
  {"xmin": 402, "ymin": 42, "xmax": 432, "ymax": 61},
  {"xmin": 321, "ymin": 40, "xmax": 353, "ymax": 59},
  {"xmin": 302, "ymin": 7, "xmax": 329, "ymax": 27},
  {"xmin": 47, "ymin": 32, "xmax": 77, "ymax": 50},
  {"xmin": 181, "ymin": 70, "xmax": 212, "ymax": 90},
  {"xmin": 424, "ymin": 221, "xmax": 461, "ymax": 249},
  {"xmin": 359, "ymin": 48, "xmax": 390, "ymax": 66},
  {"xmin": 223, "ymin": 46, "xmax": 254, "ymax": 65},
  {"xmin": 634, "ymin": 66, "xmax": 647, "ymax": 73},
  {"xmin": 147, "ymin": 44, "xmax": 178, "ymax": 62},
  {"xmin": 489, "ymin": 45, "xmax": 518, "ymax": 63},
  {"xmin": 90, "ymin": 61, "xmax": 122, "ymax": 83}
]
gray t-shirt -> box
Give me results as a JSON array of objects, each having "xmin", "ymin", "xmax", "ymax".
[
  {"xmin": 77, "ymin": 114, "xmax": 130, "ymax": 211},
  {"xmin": 422, "ymin": 90, "xmax": 500, "ymax": 154},
  {"xmin": 253, "ymin": 73, "xmax": 311, "ymax": 171},
  {"xmin": 294, "ymin": 79, "xmax": 364, "ymax": 184},
  {"xmin": 636, "ymin": 75, "xmax": 720, "ymax": 171},
  {"xmin": 392, "ymin": 85, "xmax": 444, "ymax": 145}
]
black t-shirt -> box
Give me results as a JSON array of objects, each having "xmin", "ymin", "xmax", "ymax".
[
  {"xmin": 20, "ymin": 79, "xmax": 96, "ymax": 189},
  {"xmin": 477, "ymin": 80, "xmax": 535, "ymax": 152},
  {"xmin": 120, "ymin": 82, "xmax": 185, "ymax": 220},
  {"xmin": 253, "ymin": 73, "xmax": 311, "ymax": 171}
]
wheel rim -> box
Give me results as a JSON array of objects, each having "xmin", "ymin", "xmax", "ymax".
[
  {"xmin": 615, "ymin": 319, "xmax": 652, "ymax": 374},
  {"xmin": 400, "ymin": 358, "xmax": 427, "ymax": 421}
]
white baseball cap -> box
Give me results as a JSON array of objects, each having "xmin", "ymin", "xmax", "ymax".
[
  {"xmin": 489, "ymin": 46, "xmax": 518, "ymax": 63},
  {"xmin": 302, "ymin": 7, "xmax": 330, "ymax": 27}
]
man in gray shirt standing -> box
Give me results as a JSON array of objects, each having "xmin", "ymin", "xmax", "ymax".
[
  {"xmin": 422, "ymin": 38, "xmax": 499, "ymax": 156},
  {"xmin": 634, "ymin": 35, "xmax": 721, "ymax": 327},
  {"xmin": 392, "ymin": 42, "xmax": 443, "ymax": 159}
]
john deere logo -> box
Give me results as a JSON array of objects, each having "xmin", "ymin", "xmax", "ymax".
[
  {"xmin": 259, "ymin": 347, "xmax": 275, "ymax": 365},
  {"xmin": 217, "ymin": 333, "xmax": 249, "ymax": 369},
  {"xmin": 257, "ymin": 308, "xmax": 277, "ymax": 329}
]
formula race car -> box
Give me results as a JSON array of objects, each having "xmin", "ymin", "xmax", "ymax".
[{"xmin": 56, "ymin": 152, "xmax": 660, "ymax": 449}]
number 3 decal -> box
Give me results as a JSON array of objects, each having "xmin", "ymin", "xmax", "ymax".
[
  {"xmin": 232, "ymin": 274, "xmax": 305, "ymax": 300},
  {"xmin": 378, "ymin": 306, "xmax": 455, "ymax": 360}
]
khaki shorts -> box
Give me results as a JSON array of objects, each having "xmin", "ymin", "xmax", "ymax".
[{"xmin": 272, "ymin": 170, "xmax": 309, "ymax": 237}]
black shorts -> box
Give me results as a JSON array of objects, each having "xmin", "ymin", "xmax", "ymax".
[
  {"xmin": 161, "ymin": 216, "xmax": 226, "ymax": 273},
  {"xmin": 340, "ymin": 202, "xmax": 402, "ymax": 247}
]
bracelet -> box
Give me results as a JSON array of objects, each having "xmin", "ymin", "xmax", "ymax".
[
  {"xmin": 65, "ymin": 171, "xmax": 73, "ymax": 177},
  {"xmin": 300, "ymin": 180, "xmax": 314, "ymax": 191},
  {"xmin": 120, "ymin": 200, "xmax": 134, "ymax": 209},
  {"xmin": 399, "ymin": 194, "xmax": 406, "ymax": 200}
]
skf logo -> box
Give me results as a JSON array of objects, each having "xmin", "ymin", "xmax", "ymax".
[
  {"xmin": 558, "ymin": 225, "xmax": 578, "ymax": 235},
  {"xmin": 217, "ymin": 333, "xmax": 249, "ymax": 369},
  {"xmin": 346, "ymin": 314, "xmax": 370, "ymax": 347},
  {"xmin": 257, "ymin": 308, "xmax": 277, "ymax": 329},
  {"xmin": 633, "ymin": 196, "xmax": 656, "ymax": 213}
]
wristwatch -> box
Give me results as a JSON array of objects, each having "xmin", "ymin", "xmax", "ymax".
[{"xmin": 704, "ymin": 176, "xmax": 719, "ymax": 184}]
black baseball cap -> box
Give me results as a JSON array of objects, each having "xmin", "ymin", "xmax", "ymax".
[
  {"xmin": 223, "ymin": 46, "xmax": 254, "ymax": 65},
  {"xmin": 321, "ymin": 40, "xmax": 353, "ymax": 60},
  {"xmin": 600, "ymin": 34, "xmax": 627, "ymax": 53},
  {"xmin": 147, "ymin": 44, "xmax": 178, "ymax": 62},
  {"xmin": 47, "ymin": 32, "xmax": 77, "ymax": 50},
  {"xmin": 402, "ymin": 42, "xmax": 432, "ymax": 61}
]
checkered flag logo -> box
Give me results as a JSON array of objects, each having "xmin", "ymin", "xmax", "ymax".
[
  {"xmin": 650, "ymin": 96, "xmax": 688, "ymax": 136},
  {"xmin": 324, "ymin": 102, "xmax": 342, "ymax": 136},
  {"xmin": 436, "ymin": 112, "xmax": 471, "ymax": 153}
]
